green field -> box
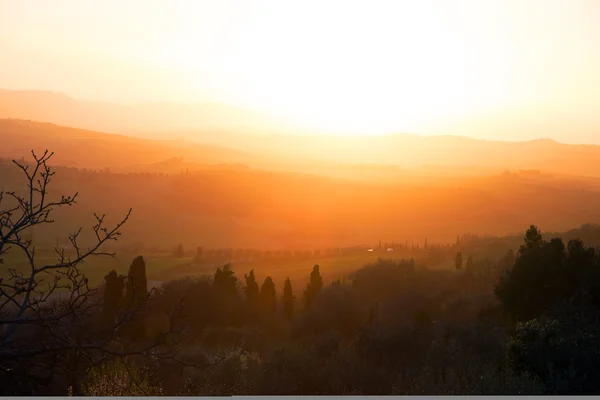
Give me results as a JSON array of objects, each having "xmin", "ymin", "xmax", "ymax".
[
  {"xmin": 154, "ymin": 252, "xmax": 397, "ymax": 290},
  {"xmin": 2, "ymin": 248, "xmax": 414, "ymax": 292},
  {"xmin": 2, "ymin": 250, "xmax": 184, "ymax": 288}
]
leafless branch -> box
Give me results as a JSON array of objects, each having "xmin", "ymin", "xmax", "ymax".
[{"xmin": 0, "ymin": 150, "xmax": 200, "ymax": 394}]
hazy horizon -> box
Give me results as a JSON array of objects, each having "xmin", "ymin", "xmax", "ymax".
[
  {"xmin": 2, "ymin": 88, "xmax": 600, "ymax": 146},
  {"xmin": 2, "ymin": 0, "xmax": 600, "ymax": 143}
]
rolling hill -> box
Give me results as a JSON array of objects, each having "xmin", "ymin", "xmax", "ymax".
[
  {"xmin": 2, "ymin": 150, "xmax": 600, "ymax": 251},
  {"xmin": 0, "ymin": 119, "xmax": 263, "ymax": 170},
  {"xmin": 3, "ymin": 89, "xmax": 600, "ymax": 177}
]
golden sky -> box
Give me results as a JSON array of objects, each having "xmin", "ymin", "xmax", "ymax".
[{"xmin": 1, "ymin": 0, "xmax": 599, "ymax": 142}]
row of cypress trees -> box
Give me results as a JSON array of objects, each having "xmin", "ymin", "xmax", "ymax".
[
  {"xmin": 243, "ymin": 264, "xmax": 324, "ymax": 320},
  {"xmin": 101, "ymin": 258, "xmax": 326, "ymax": 331}
]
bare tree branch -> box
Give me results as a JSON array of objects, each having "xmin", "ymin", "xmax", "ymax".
[{"xmin": 0, "ymin": 150, "xmax": 202, "ymax": 395}]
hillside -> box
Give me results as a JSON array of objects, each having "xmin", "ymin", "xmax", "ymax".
[
  {"xmin": 2, "ymin": 152, "xmax": 600, "ymax": 251},
  {"xmin": 0, "ymin": 118, "xmax": 506, "ymax": 183},
  {"xmin": 0, "ymin": 89, "xmax": 292, "ymax": 137},
  {"xmin": 3, "ymin": 88, "xmax": 600, "ymax": 176},
  {"xmin": 0, "ymin": 119, "xmax": 263, "ymax": 170},
  {"xmin": 3, "ymin": 117, "xmax": 600, "ymax": 252}
]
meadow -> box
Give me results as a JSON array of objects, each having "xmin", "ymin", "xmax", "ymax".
[{"xmin": 3, "ymin": 246, "xmax": 430, "ymax": 292}]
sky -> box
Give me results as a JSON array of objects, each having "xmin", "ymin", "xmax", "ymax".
[{"xmin": 1, "ymin": 0, "xmax": 599, "ymax": 143}]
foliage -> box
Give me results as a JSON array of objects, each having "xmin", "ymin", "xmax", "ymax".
[
  {"xmin": 293, "ymin": 284, "xmax": 367, "ymax": 338},
  {"xmin": 244, "ymin": 269, "xmax": 260, "ymax": 313},
  {"xmin": 507, "ymin": 304, "xmax": 600, "ymax": 394},
  {"xmin": 259, "ymin": 276, "xmax": 276, "ymax": 315},
  {"xmin": 101, "ymin": 270, "xmax": 125, "ymax": 332},
  {"xmin": 496, "ymin": 225, "xmax": 600, "ymax": 321},
  {"xmin": 213, "ymin": 264, "xmax": 238, "ymax": 297},
  {"xmin": 82, "ymin": 359, "xmax": 163, "ymax": 396},
  {"xmin": 303, "ymin": 264, "xmax": 323, "ymax": 310},
  {"xmin": 282, "ymin": 278, "xmax": 295, "ymax": 321}
]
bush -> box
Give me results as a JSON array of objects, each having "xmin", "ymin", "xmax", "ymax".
[
  {"xmin": 186, "ymin": 348, "xmax": 263, "ymax": 395},
  {"xmin": 507, "ymin": 304, "xmax": 600, "ymax": 394},
  {"xmin": 292, "ymin": 284, "xmax": 367, "ymax": 339},
  {"xmin": 82, "ymin": 359, "xmax": 163, "ymax": 396},
  {"xmin": 404, "ymin": 361, "xmax": 542, "ymax": 395}
]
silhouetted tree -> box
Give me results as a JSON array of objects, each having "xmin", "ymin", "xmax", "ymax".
[
  {"xmin": 213, "ymin": 263, "xmax": 238, "ymax": 297},
  {"xmin": 506, "ymin": 248, "xmax": 516, "ymax": 267},
  {"xmin": 211, "ymin": 264, "xmax": 243, "ymax": 326},
  {"xmin": 0, "ymin": 151, "xmax": 189, "ymax": 395},
  {"xmin": 304, "ymin": 264, "xmax": 323, "ymax": 310},
  {"xmin": 123, "ymin": 256, "xmax": 149, "ymax": 339},
  {"xmin": 496, "ymin": 225, "xmax": 600, "ymax": 321},
  {"xmin": 101, "ymin": 270, "xmax": 126, "ymax": 331},
  {"xmin": 524, "ymin": 224, "xmax": 543, "ymax": 249},
  {"xmin": 124, "ymin": 256, "xmax": 148, "ymax": 311},
  {"xmin": 282, "ymin": 277, "xmax": 295, "ymax": 320},
  {"xmin": 244, "ymin": 269, "xmax": 260, "ymax": 311},
  {"xmin": 455, "ymin": 252, "xmax": 463, "ymax": 270},
  {"xmin": 493, "ymin": 248, "xmax": 516, "ymax": 282},
  {"xmin": 260, "ymin": 276, "xmax": 277, "ymax": 315}
]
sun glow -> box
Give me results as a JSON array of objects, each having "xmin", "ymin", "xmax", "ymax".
[
  {"xmin": 138, "ymin": 1, "xmax": 522, "ymax": 136},
  {"xmin": 3, "ymin": 0, "xmax": 600, "ymax": 140}
]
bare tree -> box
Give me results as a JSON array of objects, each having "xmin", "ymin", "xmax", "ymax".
[{"xmin": 0, "ymin": 150, "xmax": 201, "ymax": 395}]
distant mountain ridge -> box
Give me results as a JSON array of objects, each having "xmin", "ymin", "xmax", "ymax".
[
  {"xmin": 0, "ymin": 89, "xmax": 295, "ymax": 139},
  {"xmin": 0, "ymin": 119, "xmax": 263, "ymax": 170},
  {"xmin": 3, "ymin": 89, "xmax": 600, "ymax": 177}
]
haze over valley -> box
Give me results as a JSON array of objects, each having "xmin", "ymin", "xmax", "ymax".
[{"xmin": 4, "ymin": 113, "xmax": 600, "ymax": 253}]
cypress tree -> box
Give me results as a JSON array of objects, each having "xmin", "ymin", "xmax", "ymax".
[{"xmin": 282, "ymin": 277, "xmax": 295, "ymax": 320}]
